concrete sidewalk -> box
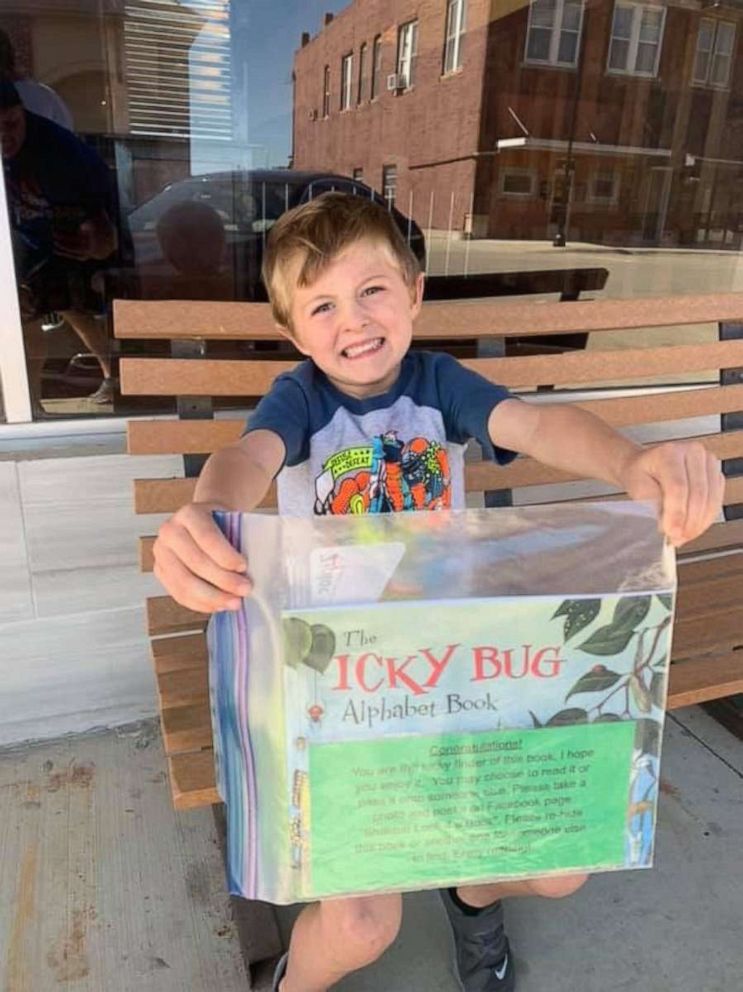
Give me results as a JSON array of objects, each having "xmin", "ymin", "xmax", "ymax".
[{"xmin": 1, "ymin": 707, "xmax": 741, "ymax": 992}]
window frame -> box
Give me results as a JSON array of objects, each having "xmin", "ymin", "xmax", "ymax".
[
  {"xmin": 382, "ymin": 164, "xmax": 398, "ymax": 209},
  {"xmin": 524, "ymin": 0, "xmax": 585, "ymax": 69},
  {"xmin": 606, "ymin": 2, "xmax": 666, "ymax": 78},
  {"xmin": 499, "ymin": 167, "xmax": 538, "ymax": 198},
  {"xmin": 443, "ymin": 0, "xmax": 467, "ymax": 74},
  {"xmin": 357, "ymin": 41, "xmax": 368, "ymax": 103},
  {"xmin": 340, "ymin": 52, "xmax": 354, "ymax": 110},
  {"xmin": 693, "ymin": 18, "xmax": 736, "ymax": 89},
  {"xmin": 371, "ymin": 34, "xmax": 383, "ymax": 99},
  {"xmin": 322, "ymin": 64, "xmax": 331, "ymax": 118},
  {"xmin": 396, "ymin": 19, "xmax": 419, "ymax": 89},
  {"xmin": 587, "ymin": 169, "xmax": 621, "ymax": 205}
]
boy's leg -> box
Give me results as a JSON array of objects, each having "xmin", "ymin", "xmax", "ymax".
[
  {"xmin": 442, "ymin": 874, "xmax": 588, "ymax": 992},
  {"xmin": 279, "ymin": 892, "xmax": 402, "ymax": 992}
]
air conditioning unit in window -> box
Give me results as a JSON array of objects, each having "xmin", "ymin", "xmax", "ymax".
[{"xmin": 387, "ymin": 72, "xmax": 407, "ymax": 92}]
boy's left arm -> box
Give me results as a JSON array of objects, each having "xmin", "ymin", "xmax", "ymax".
[{"xmin": 488, "ymin": 399, "xmax": 725, "ymax": 547}]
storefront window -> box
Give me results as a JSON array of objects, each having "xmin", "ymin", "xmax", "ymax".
[{"xmin": 1, "ymin": 0, "xmax": 742, "ymax": 422}]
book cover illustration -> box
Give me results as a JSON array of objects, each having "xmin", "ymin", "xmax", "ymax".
[{"xmin": 208, "ymin": 504, "xmax": 676, "ymax": 903}]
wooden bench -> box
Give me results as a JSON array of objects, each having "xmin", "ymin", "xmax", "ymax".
[{"xmin": 114, "ymin": 291, "xmax": 743, "ymax": 965}]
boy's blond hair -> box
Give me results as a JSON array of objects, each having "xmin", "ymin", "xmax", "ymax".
[{"xmin": 262, "ymin": 191, "xmax": 421, "ymax": 328}]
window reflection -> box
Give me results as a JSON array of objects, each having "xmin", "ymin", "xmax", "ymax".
[{"xmin": 0, "ymin": 0, "xmax": 742, "ymax": 420}]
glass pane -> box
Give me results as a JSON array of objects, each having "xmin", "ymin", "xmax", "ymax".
[
  {"xmin": 526, "ymin": 27, "xmax": 553, "ymax": 61},
  {"xmin": 639, "ymin": 8, "xmax": 663, "ymax": 44},
  {"xmin": 635, "ymin": 41, "xmax": 657, "ymax": 74},
  {"xmin": 1, "ymin": 0, "xmax": 741, "ymax": 423},
  {"xmin": 608, "ymin": 37, "xmax": 631, "ymax": 70},
  {"xmin": 711, "ymin": 53, "xmax": 731, "ymax": 86},
  {"xmin": 715, "ymin": 23, "xmax": 735, "ymax": 57},
  {"xmin": 557, "ymin": 30, "xmax": 578, "ymax": 64},
  {"xmin": 611, "ymin": 5, "xmax": 634, "ymax": 40},
  {"xmin": 531, "ymin": 0, "xmax": 557, "ymax": 30},
  {"xmin": 697, "ymin": 19, "xmax": 715, "ymax": 54},
  {"xmin": 561, "ymin": 1, "xmax": 582, "ymax": 33}
]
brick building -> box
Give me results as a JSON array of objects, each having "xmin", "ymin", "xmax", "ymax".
[{"xmin": 292, "ymin": 0, "xmax": 743, "ymax": 247}]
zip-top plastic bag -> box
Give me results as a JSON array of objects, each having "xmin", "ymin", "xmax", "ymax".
[{"xmin": 208, "ymin": 502, "xmax": 676, "ymax": 903}]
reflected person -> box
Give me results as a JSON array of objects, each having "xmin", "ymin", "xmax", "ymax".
[{"xmin": 0, "ymin": 79, "xmax": 116, "ymax": 413}]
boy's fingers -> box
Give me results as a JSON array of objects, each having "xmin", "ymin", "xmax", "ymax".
[
  {"xmin": 678, "ymin": 443, "xmax": 709, "ymax": 543},
  {"xmin": 178, "ymin": 506, "xmax": 248, "ymax": 573},
  {"xmin": 155, "ymin": 522, "xmax": 252, "ymax": 598},
  {"xmin": 154, "ymin": 546, "xmax": 244, "ymax": 613},
  {"xmin": 655, "ymin": 446, "xmax": 690, "ymax": 544}
]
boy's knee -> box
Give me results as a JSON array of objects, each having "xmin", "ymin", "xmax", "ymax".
[
  {"xmin": 324, "ymin": 895, "xmax": 402, "ymax": 962},
  {"xmin": 528, "ymin": 872, "xmax": 589, "ymax": 899}
]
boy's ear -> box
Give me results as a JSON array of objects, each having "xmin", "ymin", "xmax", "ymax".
[
  {"xmin": 277, "ymin": 322, "xmax": 311, "ymax": 357},
  {"xmin": 411, "ymin": 272, "xmax": 425, "ymax": 317}
]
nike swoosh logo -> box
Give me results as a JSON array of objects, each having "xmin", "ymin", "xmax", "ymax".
[{"xmin": 494, "ymin": 955, "xmax": 509, "ymax": 981}]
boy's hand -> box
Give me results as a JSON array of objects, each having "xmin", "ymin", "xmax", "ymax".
[
  {"xmin": 619, "ymin": 441, "xmax": 725, "ymax": 547},
  {"xmin": 153, "ymin": 502, "xmax": 252, "ymax": 612}
]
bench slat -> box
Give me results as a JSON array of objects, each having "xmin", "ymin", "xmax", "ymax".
[
  {"xmin": 120, "ymin": 339, "xmax": 743, "ymax": 397},
  {"xmin": 162, "ymin": 648, "xmax": 743, "ymax": 808},
  {"xmin": 113, "ymin": 292, "xmax": 743, "ymax": 341},
  {"xmin": 157, "ymin": 667, "xmax": 209, "ymax": 708},
  {"xmin": 132, "ymin": 431, "xmax": 743, "ymax": 514},
  {"xmin": 151, "ymin": 633, "xmax": 207, "ymax": 675},
  {"xmin": 147, "ymin": 596, "xmax": 209, "ymax": 636},
  {"xmin": 672, "ymin": 607, "xmax": 743, "ymax": 655},
  {"xmin": 162, "ymin": 702, "xmax": 214, "ymax": 753}
]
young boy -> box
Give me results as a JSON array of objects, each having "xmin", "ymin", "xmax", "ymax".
[{"xmin": 154, "ymin": 193, "xmax": 724, "ymax": 992}]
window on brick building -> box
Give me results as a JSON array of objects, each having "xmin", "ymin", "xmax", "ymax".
[
  {"xmin": 443, "ymin": 0, "xmax": 467, "ymax": 73},
  {"xmin": 371, "ymin": 34, "xmax": 382, "ymax": 98},
  {"xmin": 525, "ymin": 0, "xmax": 583, "ymax": 67},
  {"xmin": 693, "ymin": 19, "xmax": 736, "ymax": 88},
  {"xmin": 608, "ymin": 3, "xmax": 665, "ymax": 76},
  {"xmin": 382, "ymin": 165, "xmax": 397, "ymax": 208},
  {"xmin": 340, "ymin": 53, "xmax": 354, "ymax": 110},
  {"xmin": 396, "ymin": 20, "xmax": 418, "ymax": 88},
  {"xmin": 588, "ymin": 170, "xmax": 620, "ymax": 204},
  {"xmin": 358, "ymin": 42, "xmax": 367, "ymax": 102},
  {"xmin": 500, "ymin": 169, "xmax": 537, "ymax": 197},
  {"xmin": 353, "ymin": 168, "xmax": 364, "ymax": 181},
  {"xmin": 322, "ymin": 64, "xmax": 330, "ymax": 117}
]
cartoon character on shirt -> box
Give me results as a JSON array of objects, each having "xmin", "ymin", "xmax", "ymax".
[{"xmin": 315, "ymin": 432, "xmax": 451, "ymax": 515}]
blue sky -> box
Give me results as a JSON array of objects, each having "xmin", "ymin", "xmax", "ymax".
[{"xmin": 233, "ymin": 0, "xmax": 349, "ymax": 166}]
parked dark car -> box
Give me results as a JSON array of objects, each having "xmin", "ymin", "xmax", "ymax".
[{"xmin": 126, "ymin": 169, "xmax": 426, "ymax": 301}]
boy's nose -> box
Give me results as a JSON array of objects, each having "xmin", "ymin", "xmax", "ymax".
[{"xmin": 340, "ymin": 299, "xmax": 370, "ymax": 332}]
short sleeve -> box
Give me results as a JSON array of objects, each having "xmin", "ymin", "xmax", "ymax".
[
  {"xmin": 433, "ymin": 353, "xmax": 518, "ymax": 465},
  {"xmin": 244, "ymin": 375, "xmax": 311, "ymax": 469}
]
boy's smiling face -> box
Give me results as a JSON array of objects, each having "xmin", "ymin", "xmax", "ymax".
[{"xmin": 285, "ymin": 238, "xmax": 424, "ymax": 399}]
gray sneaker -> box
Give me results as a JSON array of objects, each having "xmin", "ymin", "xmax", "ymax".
[
  {"xmin": 271, "ymin": 951, "xmax": 288, "ymax": 992},
  {"xmin": 440, "ymin": 888, "xmax": 515, "ymax": 992}
]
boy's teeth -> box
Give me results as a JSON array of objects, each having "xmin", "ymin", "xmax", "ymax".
[{"xmin": 344, "ymin": 338, "xmax": 383, "ymax": 358}]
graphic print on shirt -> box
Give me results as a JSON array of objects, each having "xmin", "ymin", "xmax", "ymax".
[{"xmin": 314, "ymin": 431, "xmax": 451, "ymax": 515}]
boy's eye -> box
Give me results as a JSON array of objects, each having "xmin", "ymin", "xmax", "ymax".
[
  {"xmin": 311, "ymin": 301, "xmax": 333, "ymax": 316},
  {"xmin": 362, "ymin": 285, "xmax": 384, "ymax": 297}
]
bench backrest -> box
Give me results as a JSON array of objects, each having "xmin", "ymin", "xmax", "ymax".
[{"xmin": 115, "ymin": 292, "xmax": 743, "ymax": 807}]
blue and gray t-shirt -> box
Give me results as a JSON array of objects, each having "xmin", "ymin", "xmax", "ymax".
[{"xmin": 246, "ymin": 350, "xmax": 516, "ymax": 516}]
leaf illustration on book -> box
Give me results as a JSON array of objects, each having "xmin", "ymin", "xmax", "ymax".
[
  {"xmin": 551, "ymin": 598, "xmax": 602, "ymax": 642},
  {"xmin": 593, "ymin": 713, "xmax": 623, "ymax": 723},
  {"xmin": 649, "ymin": 671, "xmax": 666, "ymax": 708},
  {"xmin": 612, "ymin": 595, "xmax": 651, "ymax": 630},
  {"xmin": 302, "ymin": 624, "xmax": 337, "ymax": 674},
  {"xmin": 283, "ymin": 617, "xmax": 313, "ymax": 668},
  {"xmin": 529, "ymin": 710, "xmax": 543, "ymax": 728},
  {"xmin": 565, "ymin": 665, "xmax": 621, "ymax": 701},
  {"xmin": 634, "ymin": 717, "xmax": 661, "ymax": 754},
  {"xmin": 577, "ymin": 595, "xmax": 650, "ymax": 656},
  {"xmin": 546, "ymin": 707, "xmax": 588, "ymax": 727},
  {"xmin": 656, "ymin": 593, "xmax": 673, "ymax": 611},
  {"xmin": 629, "ymin": 673, "xmax": 653, "ymax": 713}
]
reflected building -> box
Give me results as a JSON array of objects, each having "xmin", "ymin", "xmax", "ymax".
[{"xmin": 293, "ymin": 0, "xmax": 743, "ymax": 248}]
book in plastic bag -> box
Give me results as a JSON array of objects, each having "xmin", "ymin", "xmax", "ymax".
[{"xmin": 208, "ymin": 502, "xmax": 675, "ymax": 903}]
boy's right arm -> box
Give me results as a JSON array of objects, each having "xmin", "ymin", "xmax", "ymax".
[{"xmin": 153, "ymin": 429, "xmax": 285, "ymax": 613}]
